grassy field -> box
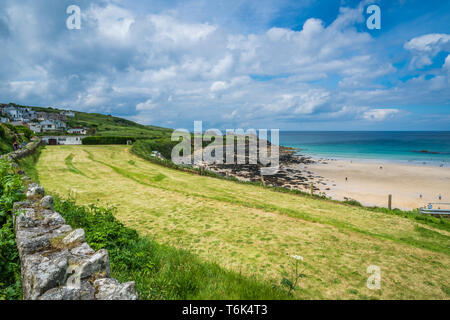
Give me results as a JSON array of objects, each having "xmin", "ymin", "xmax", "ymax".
[{"xmin": 36, "ymin": 145, "xmax": 450, "ymax": 299}]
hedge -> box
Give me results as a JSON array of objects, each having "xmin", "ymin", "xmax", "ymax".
[{"xmin": 132, "ymin": 138, "xmax": 180, "ymax": 160}]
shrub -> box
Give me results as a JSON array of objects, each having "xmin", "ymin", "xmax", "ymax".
[
  {"xmin": 0, "ymin": 125, "xmax": 6, "ymax": 139},
  {"xmin": 133, "ymin": 138, "xmax": 179, "ymax": 160},
  {"xmin": 0, "ymin": 159, "xmax": 25, "ymax": 300},
  {"xmin": 3, "ymin": 123, "xmax": 17, "ymax": 134},
  {"xmin": 0, "ymin": 160, "xmax": 25, "ymax": 225},
  {"xmin": 0, "ymin": 218, "xmax": 22, "ymax": 300},
  {"xmin": 15, "ymin": 126, "xmax": 33, "ymax": 140}
]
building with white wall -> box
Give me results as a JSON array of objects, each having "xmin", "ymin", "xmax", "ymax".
[
  {"xmin": 40, "ymin": 119, "xmax": 67, "ymax": 132},
  {"xmin": 62, "ymin": 110, "xmax": 75, "ymax": 117},
  {"xmin": 28, "ymin": 123, "xmax": 42, "ymax": 133},
  {"xmin": 67, "ymin": 128, "xmax": 87, "ymax": 135},
  {"xmin": 42, "ymin": 136, "xmax": 84, "ymax": 145}
]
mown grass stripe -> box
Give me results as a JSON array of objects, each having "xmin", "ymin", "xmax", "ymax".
[
  {"xmin": 64, "ymin": 153, "xmax": 92, "ymax": 179},
  {"xmin": 83, "ymin": 149, "xmax": 450, "ymax": 256}
]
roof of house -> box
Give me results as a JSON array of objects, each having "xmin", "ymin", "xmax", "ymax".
[{"xmin": 40, "ymin": 120, "xmax": 54, "ymax": 125}]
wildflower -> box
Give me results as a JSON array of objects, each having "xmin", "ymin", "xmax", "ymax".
[{"xmin": 291, "ymin": 255, "xmax": 304, "ymax": 261}]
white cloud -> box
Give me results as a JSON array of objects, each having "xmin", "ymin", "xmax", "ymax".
[
  {"xmin": 210, "ymin": 54, "xmax": 234, "ymax": 77},
  {"xmin": 136, "ymin": 99, "xmax": 158, "ymax": 111},
  {"xmin": 210, "ymin": 81, "xmax": 228, "ymax": 92},
  {"xmin": 362, "ymin": 109, "xmax": 400, "ymax": 121},
  {"xmin": 278, "ymin": 90, "xmax": 331, "ymax": 115},
  {"xmin": 0, "ymin": 0, "xmax": 448, "ymax": 130},
  {"xmin": 444, "ymin": 54, "xmax": 450, "ymax": 71},
  {"xmin": 88, "ymin": 4, "xmax": 135, "ymax": 41},
  {"xmin": 404, "ymin": 33, "xmax": 450, "ymax": 52},
  {"xmin": 404, "ymin": 33, "xmax": 450, "ymax": 68},
  {"xmin": 148, "ymin": 14, "xmax": 217, "ymax": 44}
]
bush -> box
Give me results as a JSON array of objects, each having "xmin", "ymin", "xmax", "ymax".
[
  {"xmin": 0, "ymin": 160, "xmax": 25, "ymax": 225},
  {"xmin": 133, "ymin": 138, "xmax": 179, "ymax": 160},
  {"xmin": 82, "ymin": 136, "xmax": 136, "ymax": 145},
  {"xmin": 2, "ymin": 123, "xmax": 17, "ymax": 133},
  {"xmin": 0, "ymin": 218, "xmax": 22, "ymax": 300},
  {"xmin": 0, "ymin": 125, "xmax": 6, "ymax": 139},
  {"xmin": 15, "ymin": 126, "xmax": 33, "ymax": 140},
  {"xmin": 0, "ymin": 159, "xmax": 25, "ymax": 300}
]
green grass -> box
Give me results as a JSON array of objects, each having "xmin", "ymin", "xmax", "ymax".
[
  {"xmin": 133, "ymin": 139, "xmax": 450, "ymax": 234},
  {"xmin": 53, "ymin": 197, "xmax": 291, "ymax": 300},
  {"xmin": 17, "ymin": 145, "xmax": 44, "ymax": 183},
  {"xmin": 36, "ymin": 145, "xmax": 450, "ymax": 299},
  {"xmin": 0, "ymin": 218, "xmax": 22, "ymax": 300},
  {"xmin": 0, "ymin": 160, "xmax": 25, "ymax": 300},
  {"xmin": 65, "ymin": 153, "xmax": 90, "ymax": 178},
  {"xmin": 33, "ymin": 105, "xmax": 172, "ymax": 139},
  {"xmin": 3, "ymin": 103, "xmax": 172, "ymax": 140}
]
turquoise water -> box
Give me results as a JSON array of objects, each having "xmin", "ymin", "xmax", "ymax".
[{"xmin": 279, "ymin": 131, "xmax": 450, "ymax": 165}]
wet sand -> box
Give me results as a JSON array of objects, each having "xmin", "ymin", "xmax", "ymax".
[{"xmin": 303, "ymin": 159, "xmax": 450, "ymax": 210}]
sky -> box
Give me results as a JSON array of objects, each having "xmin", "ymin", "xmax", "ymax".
[{"xmin": 0, "ymin": 0, "xmax": 449, "ymax": 131}]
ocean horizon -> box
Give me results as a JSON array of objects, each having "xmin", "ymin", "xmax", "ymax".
[{"xmin": 278, "ymin": 131, "xmax": 450, "ymax": 165}]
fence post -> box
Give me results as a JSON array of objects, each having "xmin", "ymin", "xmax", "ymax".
[
  {"xmin": 388, "ymin": 194, "xmax": 392, "ymax": 210},
  {"xmin": 310, "ymin": 184, "xmax": 314, "ymax": 196},
  {"xmin": 260, "ymin": 176, "xmax": 265, "ymax": 186}
]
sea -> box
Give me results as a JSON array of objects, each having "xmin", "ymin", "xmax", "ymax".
[{"xmin": 278, "ymin": 131, "xmax": 450, "ymax": 166}]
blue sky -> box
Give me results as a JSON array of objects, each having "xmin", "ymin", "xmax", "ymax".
[{"xmin": 0, "ymin": 0, "xmax": 449, "ymax": 130}]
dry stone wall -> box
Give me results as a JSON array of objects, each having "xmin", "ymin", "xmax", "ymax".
[
  {"xmin": 0, "ymin": 138, "xmax": 42, "ymax": 161},
  {"xmin": 13, "ymin": 181, "xmax": 139, "ymax": 300}
]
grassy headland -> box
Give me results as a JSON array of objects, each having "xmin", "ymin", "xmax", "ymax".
[{"xmin": 30, "ymin": 105, "xmax": 172, "ymax": 138}]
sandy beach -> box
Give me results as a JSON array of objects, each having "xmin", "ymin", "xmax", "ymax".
[{"xmin": 303, "ymin": 159, "xmax": 450, "ymax": 210}]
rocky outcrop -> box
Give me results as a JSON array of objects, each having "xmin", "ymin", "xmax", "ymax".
[{"xmin": 13, "ymin": 182, "xmax": 138, "ymax": 300}]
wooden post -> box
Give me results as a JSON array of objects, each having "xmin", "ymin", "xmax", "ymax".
[
  {"xmin": 310, "ymin": 184, "xmax": 314, "ymax": 196},
  {"xmin": 388, "ymin": 194, "xmax": 392, "ymax": 210}
]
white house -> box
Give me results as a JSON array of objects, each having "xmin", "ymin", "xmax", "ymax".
[
  {"xmin": 28, "ymin": 123, "xmax": 42, "ymax": 133},
  {"xmin": 40, "ymin": 120, "xmax": 57, "ymax": 132},
  {"xmin": 67, "ymin": 128, "xmax": 87, "ymax": 135},
  {"xmin": 3, "ymin": 105, "xmax": 24, "ymax": 121},
  {"xmin": 42, "ymin": 136, "xmax": 84, "ymax": 145},
  {"xmin": 54, "ymin": 120, "xmax": 67, "ymax": 130},
  {"xmin": 23, "ymin": 108, "xmax": 36, "ymax": 120},
  {"xmin": 2, "ymin": 105, "xmax": 36, "ymax": 121},
  {"xmin": 62, "ymin": 110, "xmax": 75, "ymax": 117},
  {"xmin": 40, "ymin": 119, "xmax": 67, "ymax": 132},
  {"xmin": 36, "ymin": 112, "xmax": 48, "ymax": 121}
]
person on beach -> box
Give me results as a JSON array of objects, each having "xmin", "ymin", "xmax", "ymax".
[
  {"xmin": 439, "ymin": 194, "xmax": 442, "ymax": 201},
  {"xmin": 345, "ymin": 177, "xmax": 348, "ymax": 182}
]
